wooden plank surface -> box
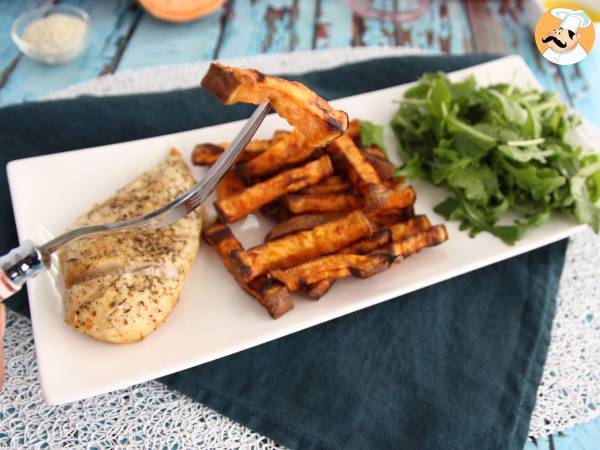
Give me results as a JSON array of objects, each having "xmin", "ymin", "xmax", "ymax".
[
  {"xmin": 313, "ymin": 0, "xmax": 353, "ymax": 49},
  {"xmin": 395, "ymin": 0, "xmax": 474, "ymax": 52},
  {"xmin": 353, "ymin": 0, "xmax": 396, "ymax": 47},
  {"xmin": 443, "ymin": 0, "xmax": 475, "ymax": 53},
  {"xmin": 465, "ymin": 0, "xmax": 507, "ymax": 54},
  {"xmin": 218, "ymin": 0, "xmax": 304, "ymax": 58},
  {"xmin": 117, "ymin": 4, "xmax": 225, "ymax": 70},
  {"xmin": 292, "ymin": 0, "xmax": 317, "ymax": 51},
  {"xmin": 559, "ymin": 51, "xmax": 600, "ymax": 129}
]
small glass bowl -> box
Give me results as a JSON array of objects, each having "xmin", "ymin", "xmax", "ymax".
[{"xmin": 11, "ymin": 5, "xmax": 89, "ymax": 65}]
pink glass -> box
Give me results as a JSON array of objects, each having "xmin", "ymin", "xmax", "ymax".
[{"xmin": 346, "ymin": 0, "xmax": 431, "ymax": 22}]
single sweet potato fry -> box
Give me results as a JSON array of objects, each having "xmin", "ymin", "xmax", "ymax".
[
  {"xmin": 300, "ymin": 175, "xmax": 352, "ymax": 195},
  {"xmin": 231, "ymin": 210, "xmax": 373, "ymax": 282},
  {"xmin": 265, "ymin": 213, "xmax": 342, "ymax": 241},
  {"xmin": 285, "ymin": 186, "xmax": 416, "ymax": 216},
  {"xmin": 366, "ymin": 207, "xmax": 414, "ymax": 227},
  {"xmin": 307, "ymin": 279, "xmax": 334, "ymax": 300},
  {"xmin": 192, "ymin": 141, "xmax": 270, "ymax": 166},
  {"xmin": 360, "ymin": 148, "xmax": 395, "ymax": 181},
  {"xmin": 384, "ymin": 225, "xmax": 448, "ymax": 260},
  {"xmin": 367, "ymin": 186, "xmax": 416, "ymax": 212},
  {"xmin": 216, "ymin": 171, "xmax": 246, "ymax": 200},
  {"xmin": 328, "ymin": 134, "xmax": 379, "ymax": 182},
  {"xmin": 284, "ymin": 193, "xmax": 364, "ymax": 214},
  {"xmin": 362, "ymin": 146, "xmax": 386, "ymax": 159},
  {"xmin": 192, "ymin": 143, "xmax": 227, "ymax": 165},
  {"xmin": 384, "ymin": 176, "xmax": 406, "ymax": 190},
  {"xmin": 271, "ymin": 253, "xmax": 392, "ymax": 291},
  {"xmin": 389, "ymin": 215, "xmax": 431, "ymax": 241},
  {"xmin": 246, "ymin": 277, "xmax": 294, "ymax": 319},
  {"xmin": 201, "ymin": 63, "xmax": 348, "ymax": 147},
  {"xmin": 328, "ymin": 133, "xmax": 385, "ymax": 206},
  {"xmin": 215, "ymin": 155, "xmax": 334, "ymax": 223},
  {"xmin": 203, "ymin": 222, "xmax": 293, "ymax": 318},
  {"xmin": 338, "ymin": 229, "xmax": 392, "ymax": 255},
  {"xmin": 237, "ymin": 129, "xmax": 320, "ymax": 178}
]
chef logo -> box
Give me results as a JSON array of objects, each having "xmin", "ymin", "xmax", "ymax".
[{"xmin": 535, "ymin": 7, "xmax": 595, "ymax": 65}]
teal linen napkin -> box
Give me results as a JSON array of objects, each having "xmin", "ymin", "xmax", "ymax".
[{"xmin": 0, "ymin": 55, "xmax": 566, "ymax": 450}]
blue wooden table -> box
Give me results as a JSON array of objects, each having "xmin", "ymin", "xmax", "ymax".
[{"xmin": 1, "ymin": 0, "xmax": 600, "ymax": 448}]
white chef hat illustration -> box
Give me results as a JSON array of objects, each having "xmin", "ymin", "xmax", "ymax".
[{"xmin": 551, "ymin": 8, "xmax": 592, "ymax": 33}]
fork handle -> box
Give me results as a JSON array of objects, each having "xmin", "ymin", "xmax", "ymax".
[{"xmin": 0, "ymin": 240, "xmax": 48, "ymax": 301}]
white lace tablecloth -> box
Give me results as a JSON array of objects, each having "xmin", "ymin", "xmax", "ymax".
[{"xmin": 1, "ymin": 48, "xmax": 600, "ymax": 448}]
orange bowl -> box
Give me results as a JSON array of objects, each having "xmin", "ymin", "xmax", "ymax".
[{"xmin": 138, "ymin": 0, "xmax": 226, "ymax": 23}]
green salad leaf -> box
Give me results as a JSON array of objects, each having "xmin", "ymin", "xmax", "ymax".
[
  {"xmin": 391, "ymin": 72, "xmax": 600, "ymax": 244},
  {"xmin": 359, "ymin": 120, "xmax": 388, "ymax": 156}
]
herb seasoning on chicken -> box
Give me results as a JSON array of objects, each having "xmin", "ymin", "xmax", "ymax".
[{"xmin": 60, "ymin": 149, "xmax": 202, "ymax": 343}]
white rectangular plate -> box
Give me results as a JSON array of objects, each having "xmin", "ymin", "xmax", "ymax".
[{"xmin": 7, "ymin": 56, "xmax": 591, "ymax": 405}]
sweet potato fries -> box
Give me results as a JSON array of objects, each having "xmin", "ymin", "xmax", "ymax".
[{"xmin": 196, "ymin": 65, "xmax": 448, "ymax": 318}]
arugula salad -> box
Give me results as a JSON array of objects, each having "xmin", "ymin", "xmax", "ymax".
[{"xmin": 391, "ymin": 72, "xmax": 600, "ymax": 245}]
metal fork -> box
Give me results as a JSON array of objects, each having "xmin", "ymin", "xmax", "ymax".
[{"xmin": 0, "ymin": 101, "xmax": 271, "ymax": 301}]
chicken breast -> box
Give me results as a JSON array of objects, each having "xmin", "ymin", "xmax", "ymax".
[{"xmin": 60, "ymin": 149, "xmax": 202, "ymax": 344}]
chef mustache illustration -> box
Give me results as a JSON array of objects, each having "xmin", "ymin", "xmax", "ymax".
[{"xmin": 542, "ymin": 30, "xmax": 571, "ymax": 49}]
